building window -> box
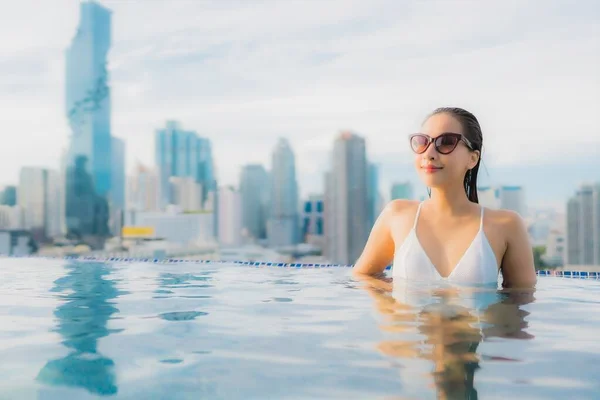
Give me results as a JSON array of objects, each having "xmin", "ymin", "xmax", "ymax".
[
  {"xmin": 316, "ymin": 217, "xmax": 323, "ymax": 235},
  {"xmin": 304, "ymin": 202, "xmax": 312, "ymax": 213}
]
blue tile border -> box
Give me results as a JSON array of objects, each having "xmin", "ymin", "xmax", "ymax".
[{"xmin": 0, "ymin": 254, "xmax": 598, "ymax": 279}]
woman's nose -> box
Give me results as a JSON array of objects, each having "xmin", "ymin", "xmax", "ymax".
[{"xmin": 423, "ymin": 142, "xmax": 438, "ymax": 159}]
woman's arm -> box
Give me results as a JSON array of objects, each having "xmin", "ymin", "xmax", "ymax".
[
  {"xmin": 352, "ymin": 201, "xmax": 398, "ymax": 277},
  {"xmin": 500, "ymin": 211, "xmax": 537, "ymax": 289}
]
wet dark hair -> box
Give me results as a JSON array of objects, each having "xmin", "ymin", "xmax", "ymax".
[{"xmin": 426, "ymin": 107, "xmax": 483, "ymax": 203}]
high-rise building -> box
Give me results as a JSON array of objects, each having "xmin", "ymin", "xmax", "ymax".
[
  {"xmin": 324, "ymin": 131, "xmax": 369, "ymax": 265},
  {"xmin": 65, "ymin": 0, "xmax": 112, "ymax": 197},
  {"xmin": 391, "ymin": 181, "xmax": 414, "ymax": 201},
  {"xmin": 239, "ymin": 164, "xmax": 270, "ymax": 241},
  {"xmin": 0, "ymin": 186, "xmax": 17, "ymax": 207},
  {"xmin": 65, "ymin": 1, "xmax": 115, "ymax": 245},
  {"xmin": 155, "ymin": 121, "xmax": 215, "ymax": 209},
  {"xmin": 0, "ymin": 206, "xmax": 24, "ymax": 230},
  {"xmin": 302, "ymin": 195, "xmax": 324, "ymax": 238},
  {"xmin": 18, "ymin": 167, "xmax": 62, "ymax": 241},
  {"xmin": 478, "ymin": 186, "xmax": 526, "ymax": 217},
  {"xmin": 367, "ymin": 163, "xmax": 380, "ymax": 228},
  {"xmin": 218, "ymin": 186, "xmax": 242, "ymax": 247},
  {"xmin": 65, "ymin": 156, "xmax": 110, "ymax": 247},
  {"xmin": 127, "ymin": 164, "xmax": 161, "ymax": 212},
  {"xmin": 109, "ymin": 137, "xmax": 125, "ymax": 236},
  {"xmin": 566, "ymin": 183, "xmax": 600, "ymax": 265},
  {"xmin": 169, "ymin": 176, "xmax": 202, "ymax": 212},
  {"xmin": 543, "ymin": 229, "xmax": 565, "ymax": 267},
  {"xmin": 302, "ymin": 194, "xmax": 324, "ymax": 250},
  {"xmin": 268, "ymin": 138, "xmax": 299, "ymax": 248}
]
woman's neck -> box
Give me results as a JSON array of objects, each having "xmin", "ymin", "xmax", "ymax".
[{"xmin": 428, "ymin": 186, "xmax": 473, "ymax": 216}]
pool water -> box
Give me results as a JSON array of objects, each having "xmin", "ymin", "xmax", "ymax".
[{"xmin": 1, "ymin": 257, "xmax": 599, "ymax": 399}]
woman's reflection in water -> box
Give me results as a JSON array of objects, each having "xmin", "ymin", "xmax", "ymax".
[{"xmin": 358, "ymin": 275, "xmax": 535, "ymax": 400}]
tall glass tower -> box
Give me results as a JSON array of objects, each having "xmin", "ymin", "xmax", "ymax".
[
  {"xmin": 268, "ymin": 138, "xmax": 299, "ymax": 247},
  {"xmin": 64, "ymin": 1, "xmax": 113, "ymax": 242},
  {"xmin": 65, "ymin": 1, "xmax": 112, "ymax": 196},
  {"xmin": 155, "ymin": 121, "xmax": 215, "ymax": 209}
]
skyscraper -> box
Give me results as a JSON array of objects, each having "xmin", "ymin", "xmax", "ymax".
[
  {"xmin": 478, "ymin": 186, "xmax": 526, "ymax": 217},
  {"xmin": 566, "ymin": 183, "xmax": 600, "ymax": 265},
  {"xmin": 65, "ymin": 1, "xmax": 114, "ymax": 242},
  {"xmin": 65, "ymin": 1, "xmax": 112, "ymax": 197},
  {"xmin": 239, "ymin": 164, "xmax": 270, "ymax": 241},
  {"xmin": 155, "ymin": 121, "xmax": 215, "ymax": 209},
  {"xmin": 18, "ymin": 167, "xmax": 61, "ymax": 241},
  {"xmin": 169, "ymin": 177, "xmax": 202, "ymax": 212},
  {"xmin": 65, "ymin": 156, "xmax": 110, "ymax": 247},
  {"xmin": 110, "ymin": 136, "xmax": 125, "ymax": 235},
  {"xmin": 367, "ymin": 163, "xmax": 380, "ymax": 228},
  {"xmin": 324, "ymin": 132, "xmax": 369, "ymax": 265},
  {"xmin": 0, "ymin": 186, "xmax": 17, "ymax": 207},
  {"xmin": 218, "ymin": 186, "xmax": 243, "ymax": 247},
  {"xmin": 127, "ymin": 163, "xmax": 161, "ymax": 212},
  {"xmin": 268, "ymin": 138, "xmax": 300, "ymax": 247}
]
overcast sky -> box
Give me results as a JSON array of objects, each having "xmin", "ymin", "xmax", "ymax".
[{"xmin": 1, "ymin": 0, "xmax": 598, "ymax": 207}]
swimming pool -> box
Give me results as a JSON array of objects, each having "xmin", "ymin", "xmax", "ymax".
[{"xmin": 1, "ymin": 257, "xmax": 599, "ymax": 399}]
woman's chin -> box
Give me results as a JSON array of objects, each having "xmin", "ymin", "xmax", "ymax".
[{"xmin": 419, "ymin": 174, "xmax": 445, "ymax": 187}]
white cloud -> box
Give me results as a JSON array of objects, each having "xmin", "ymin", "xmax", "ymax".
[{"xmin": 0, "ymin": 0, "xmax": 598, "ymax": 203}]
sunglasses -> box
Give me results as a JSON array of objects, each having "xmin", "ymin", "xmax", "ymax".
[{"xmin": 409, "ymin": 133, "xmax": 474, "ymax": 155}]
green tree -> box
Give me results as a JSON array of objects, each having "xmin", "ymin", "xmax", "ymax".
[{"xmin": 533, "ymin": 246, "xmax": 548, "ymax": 270}]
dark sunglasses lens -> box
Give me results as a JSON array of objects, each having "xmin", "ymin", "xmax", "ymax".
[
  {"xmin": 410, "ymin": 135, "xmax": 429, "ymax": 153},
  {"xmin": 435, "ymin": 135, "xmax": 459, "ymax": 154}
]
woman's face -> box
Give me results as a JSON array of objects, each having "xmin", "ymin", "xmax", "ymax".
[{"xmin": 413, "ymin": 113, "xmax": 478, "ymax": 190}]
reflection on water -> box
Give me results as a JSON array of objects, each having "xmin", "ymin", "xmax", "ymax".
[
  {"xmin": 36, "ymin": 261, "xmax": 125, "ymax": 396},
  {"xmin": 359, "ymin": 276, "xmax": 535, "ymax": 399}
]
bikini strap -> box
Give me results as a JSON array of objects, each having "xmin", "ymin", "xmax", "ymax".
[
  {"xmin": 413, "ymin": 202, "xmax": 424, "ymax": 230},
  {"xmin": 479, "ymin": 206, "xmax": 485, "ymax": 231}
]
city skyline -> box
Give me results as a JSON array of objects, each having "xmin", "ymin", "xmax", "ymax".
[{"xmin": 1, "ymin": 0, "xmax": 599, "ymax": 210}]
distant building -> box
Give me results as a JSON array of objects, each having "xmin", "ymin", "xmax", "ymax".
[
  {"xmin": 239, "ymin": 164, "xmax": 270, "ymax": 241},
  {"xmin": 218, "ymin": 186, "xmax": 243, "ymax": 247},
  {"xmin": 367, "ymin": 163, "xmax": 380, "ymax": 228},
  {"xmin": 127, "ymin": 163, "xmax": 161, "ymax": 212},
  {"xmin": 0, "ymin": 230, "xmax": 36, "ymax": 256},
  {"xmin": 325, "ymin": 131, "xmax": 369, "ymax": 265},
  {"xmin": 0, "ymin": 186, "xmax": 17, "ymax": 206},
  {"xmin": 169, "ymin": 176, "xmax": 202, "ymax": 212},
  {"xmin": 566, "ymin": 183, "xmax": 600, "ymax": 266},
  {"xmin": 110, "ymin": 137, "xmax": 126, "ymax": 236},
  {"xmin": 478, "ymin": 186, "xmax": 526, "ymax": 217},
  {"xmin": 65, "ymin": 156, "xmax": 110, "ymax": 248},
  {"xmin": 543, "ymin": 229, "xmax": 565, "ymax": 267},
  {"xmin": 0, "ymin": 206, "xmax": 24, "ymax": 230},
  {"xmin": 124, "ymin": 208, "xmax": 214, "ymax": 246},
  {"xmin": 268, "ymin": 138, "xmax": 300, "ymax": 248},
  {"xmin": 18, "ymin": 167, "xmax": 62, "ymax": 241},
  {"xmin": 391, "ymin": 181, "xmax": 413, "ymax": 201},
  {"xmin": 302, "ymin": 195, "xmax": 324, "ymax": 249},
  {"xmin": 155, "ymin": 120, "xmax": 215, "ymax": 209},
  {"xmin": 65, "ymin": 1, "xmax": 117, "ymax": 247}
]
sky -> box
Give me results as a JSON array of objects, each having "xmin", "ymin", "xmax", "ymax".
[{"xmin": 1, "ymin": 0, "xmax": 599, "ymax": 209}]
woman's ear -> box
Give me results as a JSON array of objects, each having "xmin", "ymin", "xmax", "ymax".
[{"xmin": 469, "ymin": 150, "xmax": 480, "ymax": 169}]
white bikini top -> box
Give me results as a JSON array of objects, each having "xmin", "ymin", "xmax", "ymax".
[{"xmin": 392, "ymin": 202, "xmax": 500, "ymax": 286}]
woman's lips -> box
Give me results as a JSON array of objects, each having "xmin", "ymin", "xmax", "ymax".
[{"xmin": 421, "ymin": 165, "xmax": 443, "ymax": 173}]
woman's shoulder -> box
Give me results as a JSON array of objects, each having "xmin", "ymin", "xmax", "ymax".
[
  {"xmin": 483, "ymin": 207, "xmax": 527, "ymax": 231},
  {"xmin": 384, "ymin": 199, "xmax": 421, "ymax": 215}
]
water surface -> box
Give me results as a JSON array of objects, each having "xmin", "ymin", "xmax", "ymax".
[{"xmin": 1, "ymin": 258, "xmax": 599, "ymax": 399}]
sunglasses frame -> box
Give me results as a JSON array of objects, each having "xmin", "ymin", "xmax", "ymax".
[{"xmin": 409, "ymin": 132, "xmax": 474, "ymax": 155}]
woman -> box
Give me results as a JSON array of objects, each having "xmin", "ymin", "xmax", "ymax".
[{"xmin": 353, "ymin": 107, "xmax": 536, "ymax": 288}]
